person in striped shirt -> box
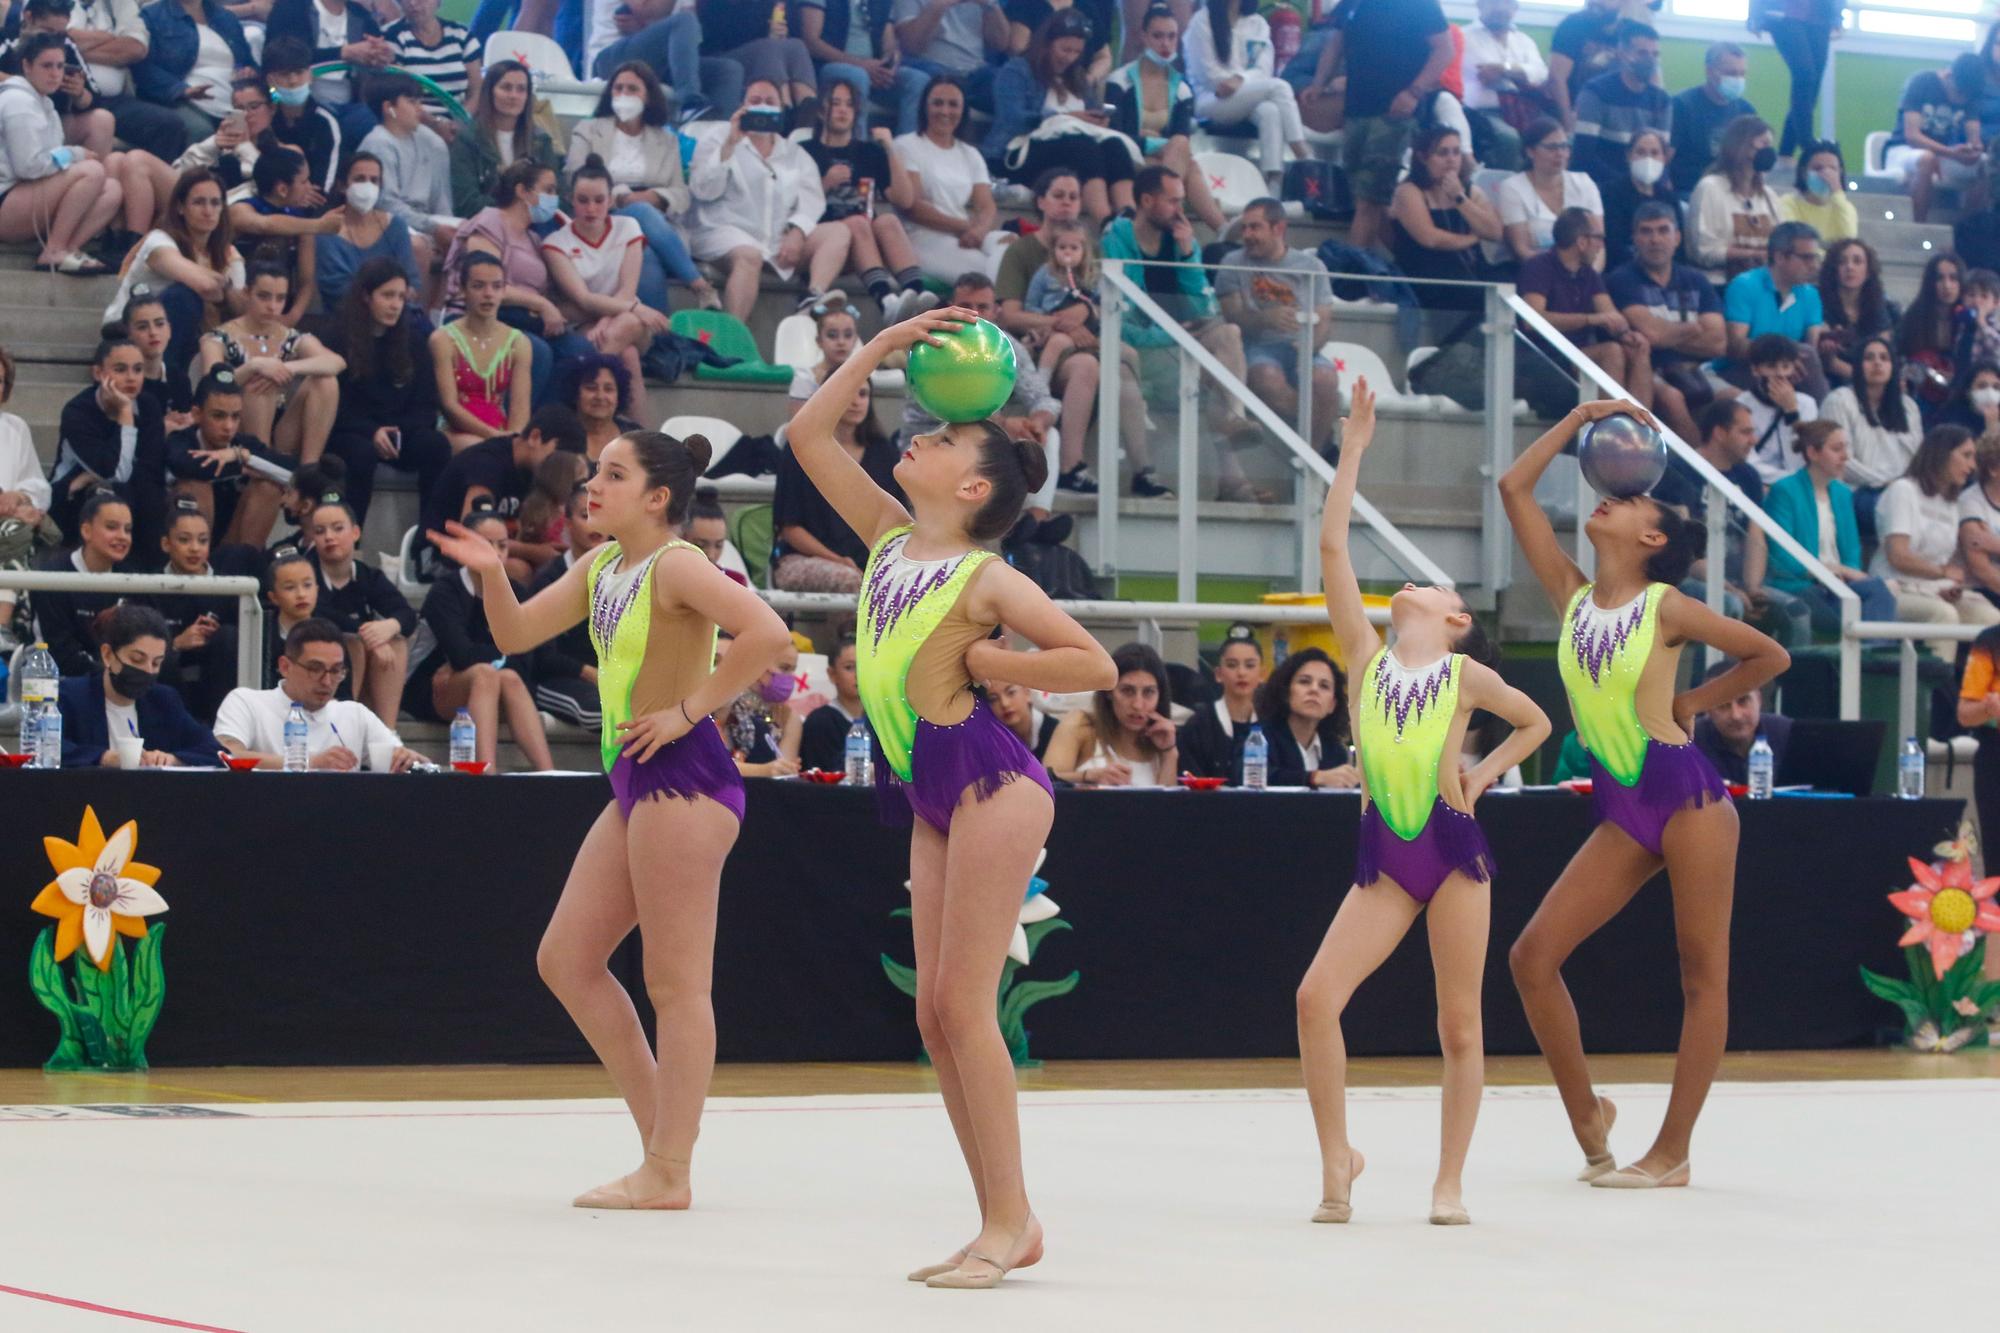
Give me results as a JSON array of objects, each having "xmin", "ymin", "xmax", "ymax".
[{"xmin": 384, "ymin": 0, "xmax": 482, "ymax": 124}]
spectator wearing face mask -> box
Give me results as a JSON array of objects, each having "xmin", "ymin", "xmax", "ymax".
[
  {"xmin": 1668, "ymin": 41, "xmax": 1753, "ymax": 194},
  {"xmin": 1571, "ymin": 22, "xmax": 1669, "ymax": 183},
  {"xmin": 798, "ymin": 632, "xmax": 869, "ymax": 772},
  {"xmin": 1781, "ymin": 140, "xmax": 1857, "ymax": 244},
  {"xmin": 1598, "ymin": 127, "xmax": 1678, "ymax": 273},
  {"xmin": 58, "ymin": 603, "xmax": 222, "ymax": 767}
]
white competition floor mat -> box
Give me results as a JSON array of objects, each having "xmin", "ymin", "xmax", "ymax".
[{"xmin": 0, "ymin": 1079, "xmax": 1987, "ymax": 1332}]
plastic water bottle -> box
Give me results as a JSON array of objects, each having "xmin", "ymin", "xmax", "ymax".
[
  {"xmin": 844, "ymin": 717, "xmax": 872, "ymax": 786},
  {"xmin": 34, "ymin": 699, "xmax": 60, "ymax": 769},
  {"xmin": 1898, "ymin": 737, "xmax": 1926, "ymax": 799},
  {"xmin": 1271, "ymin": 629, "xmax": 1290, "ymax": 667},
  {"xmin": 1747, "ymin": 734, "xmax": 1773, "ymax": 800},
  {"xmin": 18, "ymin": 640, "xmax": 57, "ymax": 760},
  {"xmin": 283, "ymin": 704, "xmax": 309, "ymax": 772},
  {"xmin": 1242, "ymin": 723, "xmax": 1269, "ymax": 790},
  {"xmin": 450, "ymin": 708, "xmax": 477, "ymax": 766}
]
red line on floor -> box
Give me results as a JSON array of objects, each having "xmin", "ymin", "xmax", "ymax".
[{"xmin": 0, "ymin": 1283, "xmax": 248, "ymax": 1332}]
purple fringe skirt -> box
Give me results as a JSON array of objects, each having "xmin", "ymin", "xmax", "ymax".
[
  {"xmin": 1355, "ymin": 799, "xmax": 1495, "ymax": 904},
  {"xmin": 608, "ymin": 721, "xmax": 746, "ymax": 823},
  {"xmin": 872, "ymin": 695, "xmax": 1053, "ymax": 832},
  {"xmin": 1587, "ymin": 740, "xmax": 1728, "ymax": 857}
]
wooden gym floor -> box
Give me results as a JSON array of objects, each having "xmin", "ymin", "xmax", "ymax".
[{"xmin": 2, "ymin": 1047, "xmax": 1994, "ymax": 1107}]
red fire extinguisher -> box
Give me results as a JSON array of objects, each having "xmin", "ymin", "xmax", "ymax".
[{"xmin": 1271, "ymin": 4, "xmax": 1301, "ymax": 68}]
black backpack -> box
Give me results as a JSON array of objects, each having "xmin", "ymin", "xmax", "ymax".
[{"xmin": 1004, "ymin": 541, "xmax": 1098, "ymax": 600}]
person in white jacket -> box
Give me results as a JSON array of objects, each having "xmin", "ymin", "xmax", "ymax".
[
  {"xmin": 1179, "ymin": 0, "xmax": 1307, "ymax": 183},
  {"xmin": 0, "ymin": 35, "xmax": 125, "ymax": 274},
  {"xmin": 0, "ymin": 346, "xmax": 59, "ymax": 644},
  {"xmin": 687, "ymin": 79, "xmax": 852, "ymax": 322}
]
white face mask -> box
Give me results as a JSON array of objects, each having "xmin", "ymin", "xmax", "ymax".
[
  {"xmin": 611, "ymin": 94, "xmax": 644, "ymax": 123},
  {"xmin": 346, "ymin": 180, "xmax": 379, "ymax": 212},
  {"xmin": 1630, "ymin": 156, "xmax": 1665, "ymax": 186},
  {"xmin": 1974, "ymin": 388, "xmax": 2000, "ymax": 410}
]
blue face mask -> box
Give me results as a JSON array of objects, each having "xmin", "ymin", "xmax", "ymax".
[
  {"xmin": 530, "ymin": 192, "xmax": 559, "ymax": 225},
  {"xmin": 1806, "ymin": 172, "xmax": 1835, "ymax": 198},
  {"xmin": 1716, "ymin": 74, "xmax": 1746, "ymax": 101},
  {"xmin": 1142, "ymin": 45, "xmax": 1174, "ymax": 67},
  {"xmin": 270, "ymin": 83, "xmax": 310, "ymax": 108}
]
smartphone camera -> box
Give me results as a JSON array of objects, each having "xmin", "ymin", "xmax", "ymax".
[{"xmin": 741, "ymin": 107, "xmax": 787, "ymax": 136}]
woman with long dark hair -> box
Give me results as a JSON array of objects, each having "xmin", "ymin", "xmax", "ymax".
[
  {"xmin": 449, "ymin": 60, "xmax": 559, "ymax": 219},
  {"xmin": 1180, "ymin": 0, "xmax": 1308, "ymax": 183},
  {"xmin": 1390, "ymin": 123, "xmax": 1502, "ymax": 310},
  {"xmin": 1870, "ymin": 423, "xmax": 2000, "ymax": 655},
  {"xmin": 893, "ymin": 74, "xmax": 1012, "ymax": 281},
  {"xmin": 428, "ymin": 430, "xmax": 793, "ymax": 1208},
  {"xmin": 1815, "ymin": 237, "xmax": 1897, "ymax": 386},
  {"xmin": 324, "ymin": 256, "xmax": 451, "ymax": 523},
  {"xmin": 1256, "ymin": 647, "xmax": 1358, "ymax": 788},
  {"xmin": 1502, "ymin": 399, "xmax": 1790, "ymax": 1188},
  {"xmin": 103, "ymin": 169, "xmax": 245, "ymax": 394},
  {"xmin": 1898, "ymin": 251, "xmax": 1964, "ymax": 412},
  {"xmin": 771, "ymin": 373, "xmax": 901, "ymax": 593},
  {"xmin": 1102, "ymin": 5, "xmax": 1228, "ymax": 232},
  {"xmin": 1045, "ymin": 640, "xmax": 1178, "ymax": 786},
  {"xmin": 1820, "ymin": 334, "xmax": 1922, "ymax": 534},
  {"xmin": 985, "ymin": 10, "xmax": 1136, "ymax": 223}
]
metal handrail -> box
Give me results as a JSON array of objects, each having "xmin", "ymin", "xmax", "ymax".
[
  {"xmin": 1098, "ymin": 264, "xmax": 1453, "ymax": 592},
  {"xmin": 1503, "ymin": 293, "xmax": 1866, "ymax": 719},
  {"xmin": 0, "ymin": 571, "xmax": 264, "ymax": 690}
]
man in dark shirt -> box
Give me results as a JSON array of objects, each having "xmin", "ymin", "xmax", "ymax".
[
  {"xmin": 1517, "ymin": 206, "xmax": 1652, "ymax": 401},
  {"xmin": 1572, "ymin": 22, "xmax": 1670, "ymax": 180},
  {"xmin": 1885, "ymin": 51, "xmax": 1988, "ymax": 223},
  {"xmin": 263, "ymin": 37, "xmax": 344, "ymax": 203},
  {"xmin": 1691, "ymin": 660, "xmax": 1792, "ymax": 784},
  {"xmin": 1547, "ymin": 0, "xmax": 1623, "ymax": 126},
  {"xmin": 1606, "ymin": 201, "xmax": 1726, "ymax": 442},
  {"xmin": 1669, "ymin": 41, "xmax": 1755, "ymax": 193},
  {"xmin": 1313, "ymin": 0, "xmax": 1450, "ymax": 250},
  {"xmin": 422, "ymin": 405, "xmax": 585, "ymax": 538}
]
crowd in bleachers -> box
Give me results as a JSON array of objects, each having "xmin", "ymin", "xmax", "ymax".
[{"xmin": 15, "ymin": 0, "xmax": 2000, "ymax": 772}]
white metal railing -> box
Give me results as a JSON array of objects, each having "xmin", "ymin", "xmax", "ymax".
[
  {"xmin": 1098, "ymin": 263, "xmax": 1453, "ymax": 600},
  {"xmin": 763, "ymin": 589, "xmax": 1390, "ymax": 628},
  {"xmin": 1504, "ymin": 293, "xmax": 1866, "ymax": 719},
  {"xmin": 0, "ymin": 571, "xmax": 265, "ymax": 691}
]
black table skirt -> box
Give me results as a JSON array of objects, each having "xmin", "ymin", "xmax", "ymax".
[{"xmin": 0, "ymin": 773, "xmax": 1959, "ymax": 1067}]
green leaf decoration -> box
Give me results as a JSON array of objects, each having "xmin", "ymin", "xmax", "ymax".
[
  {"xmin": 1022, "ymin": 917, "xmax": 1072, "ymax": 962},
  {"xmin": 28, "ymin": 929, "xmax": 85, "ymax": 1071},
  {"xmin": 879, "ymin": 953, "xmax": 919, "ymax": 999},
  {"xmin": 107, "ymin": 936, "xmax": 134, "ymax": 1062},
  {"xmin": 999, "ymin": 971, "xmax": 1080, "ymax": 1036},
  {"xmin": 1904, "ymin": 945, "xmax": 1940, "ymax": 1009},
  {"xmin": 126, "ymin": 925, "xmax": 165, "ymax": 1069},
  {"xmin": 1860, "ymin": 966, "xmax": 1931, "ymax": 1032},
  {"xmin": 72, "ymin": 952, "xmax": 105, "ymax": 1017},
  {"xmin": 889, "ymin": 907, "xmax": 912, "ymax": 921},
  {"xmin": 72, "ymin": 1003, "xmax": 110, "ymax": 1068}
]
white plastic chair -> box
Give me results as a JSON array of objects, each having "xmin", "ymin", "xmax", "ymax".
[
  {"xmin": 1193, "ymin": 150, "xmax": 1267, "ymax": 217},
  {"xmin": 664, "ymin": 415, "xmax": 746, "ymax": 471},
  {"xmin": 394, "ymin": 526, "xmax": 426, "ymax": 602},
  {"xmin": 485, "ymin": 30, "xmax": 604, "ymax": 118},
  {"xmin": 772, "ymin": 313, "xmax": 818, "ymax": 371},
  {"xmin": 1403, "ymin": 346, "xmax": 1439, "ymax": 378},
  {"xmin": 1863, "ymin": 130, "xmax": 1893, "ymax": 184},
  {"xmin": 1319, "ymin": 340, "xmax": 1425, "ymax": 406}
]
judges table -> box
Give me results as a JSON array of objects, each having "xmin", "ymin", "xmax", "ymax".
[{"xmin": 0, "ymin": 772, "xmax": 1960, "ymax": 1068}]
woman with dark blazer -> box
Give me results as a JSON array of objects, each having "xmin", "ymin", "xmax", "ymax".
[
  {"xmin": 1175, "ymin": 629, "xmax": 1263, "ymax": 780},
  {"xmin": 57, "ymin": 603, "xmax": 222, "ymax": 767},
  {"xmin": 1256, "ymin": 645, "xmax": 1358, "ymax": 788}
]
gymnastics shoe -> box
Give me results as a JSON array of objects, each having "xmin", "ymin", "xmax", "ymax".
[
  {"xmin": 1577, "ymin": 1093, "xmax": 1619, "ymax": 1181},
  {"xmin": 1311, "ymin": 1148, "xmax": 1366, "ymax": 1223},
  {"xmin": 1590, "ymin": 1160, "xmax": 1689, "ymax": 1189},
  {"xmin": 925, "ymin": 1217, "xmax": 1042, "ymax": 1289},
  {"xmin": 906, "ymin": 1250, "xmax": 966, "ymax": 1283},
  {"xmin": 1428, "ymin": 1204, "xmax": 1472, "ymax": 1226}
]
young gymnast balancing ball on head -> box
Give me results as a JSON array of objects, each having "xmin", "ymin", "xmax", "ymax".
[
  {"xmin": 1298, "ymin": 379, "xmax": 1551, "ymax": 1227},
  {"xmin": 792, "ymin": 307, "xmax": 1117, "ymax": 1290},
  {"xmin": 1499, "ymin": 400, "xmax": 1790, "ymax": 1189},
  {"xmin": 426, "ymin": 430, "xmax": 792, "ymax": 1211}
]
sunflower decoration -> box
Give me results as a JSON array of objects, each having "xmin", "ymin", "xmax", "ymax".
[
  {"xmin": 1860, "ymin": 846, "xmax": 2000, "ymax": 1053},
  {"xmin": 26, "ymin": 807, "xmax": 170, "ymax": 1072}
]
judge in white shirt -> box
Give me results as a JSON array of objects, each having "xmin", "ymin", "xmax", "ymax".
[
  {"xmin": 213, "ymin": 616, "xmax": 430, "ymax": 770},
  {"xmin": 1459, "ymin": 0, "xmax": 1545, "ymax": 170},
  {"xmin": 686, "ymin": 79, "xmax": 852, "ymax": 322}
]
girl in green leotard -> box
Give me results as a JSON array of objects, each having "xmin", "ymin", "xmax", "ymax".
[
  {"xmin": 792, "ymin": 308, "xmax": 1116, "ymax": 1290},
  {"xmin": 1500, "ymin": 400, "xmax": 1790, "ymax": 1191},
  {"xmin": 1298, "ymin": 379, "xmax": 1550, "ymax": 1227},
  {"xmin": 429, "ymin": 430, "xmax": 792, "ymax": 1212}
]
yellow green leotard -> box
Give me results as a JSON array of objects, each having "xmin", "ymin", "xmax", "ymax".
[
  {"xmin": 855, "ymin": 525, "xmax": 993, "ymax": 783},
  {"xmin": 1557, "ymin": 581, "xmax": 1665, "ymax": 788},
  {"xmin": 1355, "ymin": 647, "xmax": 1462, "ymax": 838},
  {"xmin": 584, "ymin": 539, "xmax": 705, "ymax": 773}
]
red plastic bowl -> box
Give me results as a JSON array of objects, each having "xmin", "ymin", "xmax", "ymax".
[
  {"xmin": 0, "ymin": 752, "xmax": 32, "ymax": 769},
  {"xmin": 452, "ymin": 760, "xmax": 490, "ymax": 775},
  {"xmin": 799, "ymin": 769, "xmax": 844, "ymax": 784},
  {"xmin": 222, "ymin": 755, "xmax": 261, "ymax": 772},
  {"xmin": 1178, "ymin": 775, "xmax": 1226, "ymax": 791}
]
